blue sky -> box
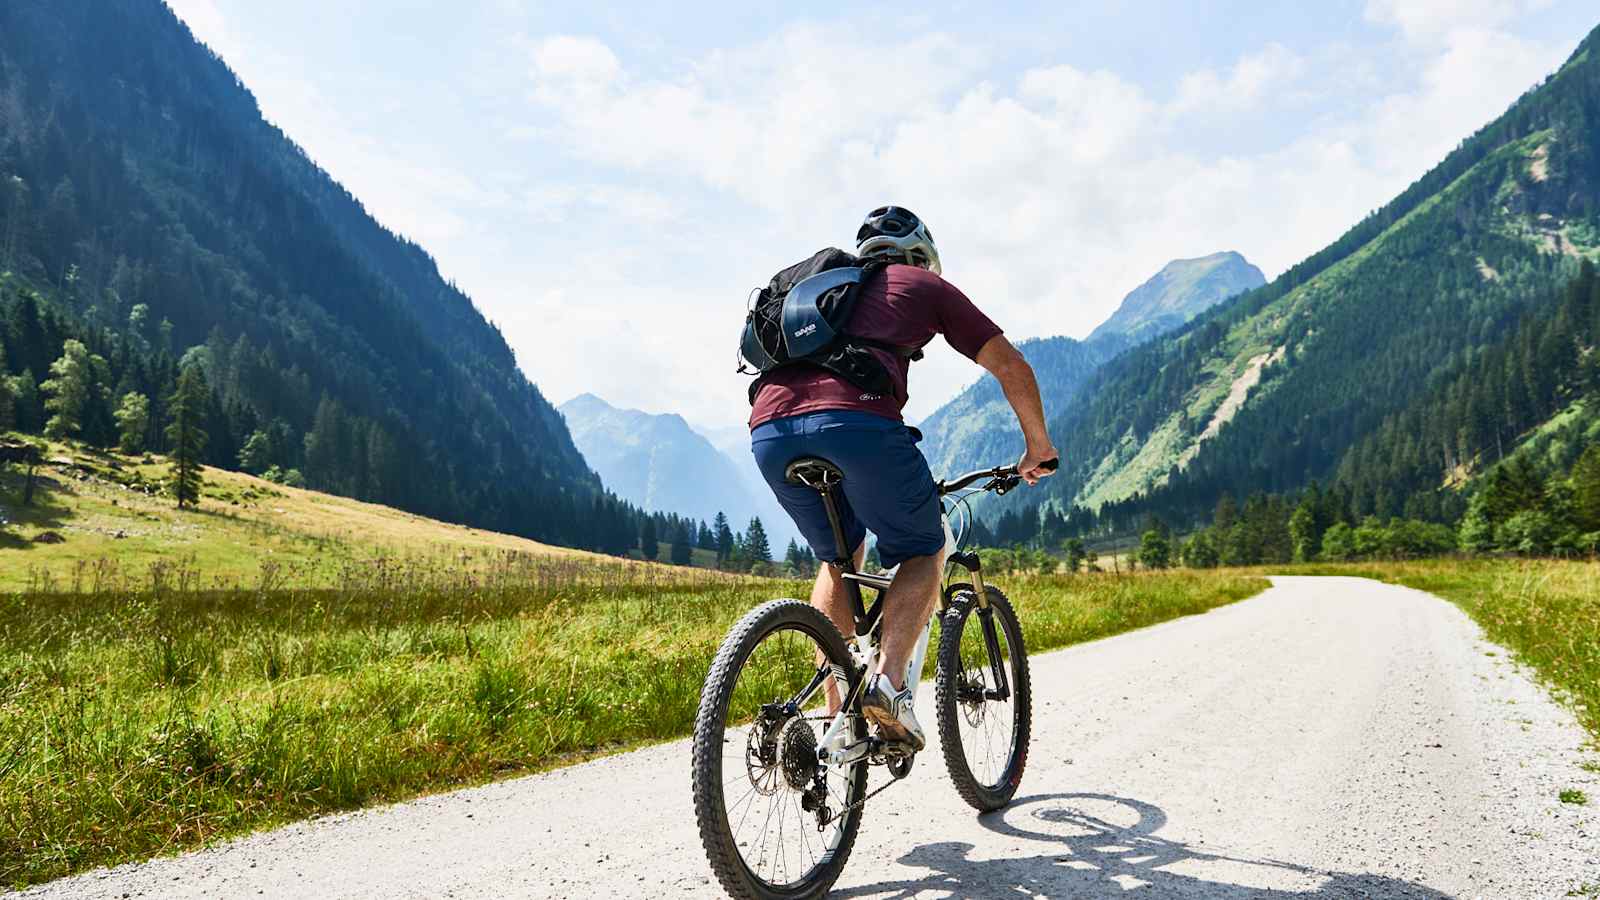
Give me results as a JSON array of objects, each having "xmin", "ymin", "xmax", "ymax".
[{"xmin": 166, "ymin": 0, "xmax": 1598, "ymax": 432}]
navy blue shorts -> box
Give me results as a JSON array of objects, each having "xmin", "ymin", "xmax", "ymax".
[{"xmin": 751, "ymin": 411, "xmax": 944, "ymax": 569}]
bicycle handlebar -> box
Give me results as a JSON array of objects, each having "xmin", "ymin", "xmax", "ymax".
[{"xmin": 937, "ymin": 457, "xmax": 1058, "ymax": 496}]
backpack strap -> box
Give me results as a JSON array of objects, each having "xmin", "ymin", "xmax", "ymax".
[
  {"xmin": 840, "ymin": 257, "xmax": 924, "ymax": 361},
  {"xmin": 848, "ymin": 336, "xmax": 925, "ymax": 361}
]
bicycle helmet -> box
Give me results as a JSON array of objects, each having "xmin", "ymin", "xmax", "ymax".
[{"xmin": 855, "ymin": 205, "xmax": 941, "ymax": 275}]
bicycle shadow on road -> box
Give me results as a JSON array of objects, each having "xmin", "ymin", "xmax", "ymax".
[{"xmin": 833, "ymin": 792, "xmax": 1454, "ymax": 899}]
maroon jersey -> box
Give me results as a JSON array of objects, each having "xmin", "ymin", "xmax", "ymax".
[{"xmin": 749, "ymin": 264, "xmax": 1002, "ymax": 428}]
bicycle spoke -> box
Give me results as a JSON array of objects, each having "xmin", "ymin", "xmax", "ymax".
[{"xmin": 706, "ymin": 617, "xmax": 863, "ymax": 890}]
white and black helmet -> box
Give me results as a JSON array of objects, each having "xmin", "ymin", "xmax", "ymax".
[{"xmin": 855, "ymin": 205, "xmax": 941, "ymax": 275}]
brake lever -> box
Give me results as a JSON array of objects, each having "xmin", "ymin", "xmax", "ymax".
[{"xmin": 988, "ymin": 475, "xmax": 1023, "ymax": 496}]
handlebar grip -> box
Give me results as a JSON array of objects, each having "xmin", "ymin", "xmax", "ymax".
[{"xmin": 1040, "ymin": 458, "xmax": 1059, "ymax": 472}]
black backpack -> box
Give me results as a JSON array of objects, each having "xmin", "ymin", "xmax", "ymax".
[{"xmin": 737, "ymin": 248, "xmax": 923, "ymax": 404}]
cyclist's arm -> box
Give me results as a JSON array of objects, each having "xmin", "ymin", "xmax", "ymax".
[{"xmin": 975, "ymin": 335, "xmax": 1058, "ymax": 484}]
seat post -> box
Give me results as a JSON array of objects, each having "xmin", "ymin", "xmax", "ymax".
[{"xmin": 817, "ymin": 486, "xmax": 868, "ymax": 627}]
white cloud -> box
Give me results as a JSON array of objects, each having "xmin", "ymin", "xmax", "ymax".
[
  {"xmin": 1364, "ymin": 0, "xmax": 1555, "ymax": 42},
  {"xmin": 510, "ymin": 21, "xmax": 1580, "ymax": 427},
  {"xmin": 524, "ymin": 183, "xmax": 678, "ymax": 225},
  {"xmin": 531, "ymin": 35, "xmax": 620, "ymax": 84},
  {"xmin": 1172, "ymin": 43, "xmax": 1307, "ymax": 115}
]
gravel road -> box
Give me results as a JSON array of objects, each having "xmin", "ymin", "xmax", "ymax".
[{"xmin": 19, "ymin": 576, "xmax": 1599, "ymax": 899}]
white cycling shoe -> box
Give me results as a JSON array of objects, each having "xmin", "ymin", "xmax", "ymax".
[{"xmin": 860, "ymin": 673, "xmax": 925, "ymax": 751}]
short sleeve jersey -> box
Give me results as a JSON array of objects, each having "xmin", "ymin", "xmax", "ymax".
[{"xmin": 749, "ymin": 264, "xmax": 1003, "ymax": 428}]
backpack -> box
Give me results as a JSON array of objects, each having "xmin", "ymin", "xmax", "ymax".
[{"xmin": 737, "ymin": 248, "xmax": 923, "ymax": 405}]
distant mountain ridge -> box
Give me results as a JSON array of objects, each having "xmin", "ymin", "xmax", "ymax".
[
  {"xmin": 917, "ymin": 251, "xmax": 1265, "ymax": 480},
  {"xmin": 1087, "ymin": 252, "xmax": 1266, "ymax": 344},
  {"xmin": 560, "ymin": 394, "xmax": 797, "ymax": 544}
]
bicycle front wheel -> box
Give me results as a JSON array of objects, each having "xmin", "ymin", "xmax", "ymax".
[
  {"xmin": 934, "ymin": 584, "xmax": 1032, "ymax": 812},
  {"xmin": 691, "ymin": 599, "xmax": 867, "ymax": 900}
]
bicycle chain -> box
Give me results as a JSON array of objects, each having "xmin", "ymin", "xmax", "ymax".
[{"xmin": 814, "ymin": 745, "xmax": 915, "ymax": 831}]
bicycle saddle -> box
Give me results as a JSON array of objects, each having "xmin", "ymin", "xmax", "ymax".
[{"xmin": 784, "ymin": 457, "xmax": 844, "ymax": 489}]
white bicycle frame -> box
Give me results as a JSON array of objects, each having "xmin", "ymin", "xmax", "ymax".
[{"xmin": 814, "ymin": 515, "xmax": 955, "ymax": 767}]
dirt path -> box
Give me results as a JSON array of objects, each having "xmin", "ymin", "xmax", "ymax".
[{"xmin": 19, "ymin": 577, "xmax": 1599, "ymax": 898}]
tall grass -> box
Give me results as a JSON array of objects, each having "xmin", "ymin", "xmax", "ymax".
[
  {"xmin": 0, "ymin": 553, "xmax": 1262, "ymax": 887},
  {"xmin": 1287, "ymin": 558, "xmax": 1600, "ymax": 741}
]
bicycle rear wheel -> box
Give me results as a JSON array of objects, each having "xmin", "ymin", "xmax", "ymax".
[
  {"xmin": 934, "ymin": 585, "xmax": 1032, "ymax": 812},
  {"xmin": 691, "ymin": 599, "xmax": 867, "ymax": 900}
]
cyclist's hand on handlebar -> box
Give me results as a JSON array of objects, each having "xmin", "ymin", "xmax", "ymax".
[{"xmin": 1017, "ymin": 444, "xmax": 1060, "ymax": 486}]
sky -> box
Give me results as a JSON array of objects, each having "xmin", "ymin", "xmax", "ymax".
[{"xmin": 163, "ymin": 0, "xmax": 1599, "ymax": 433}]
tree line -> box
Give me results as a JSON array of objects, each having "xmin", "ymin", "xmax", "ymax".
[
  {"xmin": 631, "ymin": 509, "xmax": 823, "ymax": 577},
  {"xmin": 973, "ymin": 262, "xmax": 1600, "ymax": 567},
  {"xmin": 0, "ymin": 283, "xmax": 686, "ymax": 558}
]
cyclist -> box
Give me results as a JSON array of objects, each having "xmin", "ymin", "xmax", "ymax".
[{"xmin": 749, "ymin": 205, "xmax": 1057, "ymax": 750}]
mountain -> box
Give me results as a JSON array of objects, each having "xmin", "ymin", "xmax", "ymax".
[
  {"xmin": 1086, "ymin": 252, "xmax": 1266, "ymax": 344},
  {"xmin": 917, "ymin": 252, "xmax": 1264, "ymax": 481},
  {"xmin": 917, "ymin": 336, "xmax": 1118, "ymax": 479},
  {"xmin": 1026, "ymin": 23, "xmax": 1600, "ymax": 534},
  {"xmin": 0, "ymin": 0, "xmax": 647, "ymax": 552},
  {"xmin": 560, "ymin": 395, "xmax": 797, "ymax": 544}
]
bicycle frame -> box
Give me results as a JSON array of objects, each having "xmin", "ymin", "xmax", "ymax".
[
  {"xmin": 786, "ymin": 457, "xmax": 1040, "ymax": 769},
  {"xmin": 811, "ymin": 506, "xmax": 982, "ymax": 768}
]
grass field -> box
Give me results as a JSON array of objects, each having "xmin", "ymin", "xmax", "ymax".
[
  {"xmin": 0, "ymin": 489, "xmax": 1267, "ymax": 888},
  {"xmin": 1284, "ymin": 558, "xmax": 1600, "ymax": 742},
  {"xmin": 0, "ymin": 440, "xmax": 612, "ymax": 592}
]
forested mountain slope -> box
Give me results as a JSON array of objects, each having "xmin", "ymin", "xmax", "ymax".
[
  {"xmin": 918, "ymin": 252, "xmax": 1263, "ymax": 480},
  {"xmin": 0, "ymin": 0, "xmax": 632, "ymax": 549},
  {"xmin": 917, "ymin": 336, "xmax": 1118, "ymax": 479},
  {"xmin": 1031, "ymin": 23, "xmax": 1600, "ymax": 534}
]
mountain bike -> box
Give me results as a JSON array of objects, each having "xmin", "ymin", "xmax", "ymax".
[{"xmin": 690, "ymin": 456, "xmax": 1055, "ymax": 899}]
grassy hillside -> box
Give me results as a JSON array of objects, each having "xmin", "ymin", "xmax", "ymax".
[{"xmin": 0, "ymin": 437, "xmax": 608, "ymax": 592}]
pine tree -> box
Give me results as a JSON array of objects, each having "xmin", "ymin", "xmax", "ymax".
[
  {"xmin": 640, "ymin": 516, "xmax": 659, "ymax": 561},
  {"xmin": 1571, "ymin": 444, "xmax": 1600, "ymax": 534},
  {"xmin": 1061, "ymin": 537, "xmax": 1086, "ymax": 573},
  {"xmin": 238, "ymin": 429, "xmax": 272, "ymax": 474},
  {"xmin": 11, "ymin": 370, "xmax": 38, "ymax": 433},
  {"xmin": 112, "ymin": 392, "xmax": 149, "ymax": 454},
  {"xmin": 1214, "ymin": 493, "xmax": 1238, "ymax": 532},
  {"xmin": 697, "ymin": 520, "xmax": 715, "ymax": 550},
  {"xmin": 1288, "ymin": 497, "xmax": 1319, "ymax": 562},
  {"xmin": 1137, "ymin": 528, "xmax": 1172, "ymax": 569},
  {"xmin": 303, "ymin": 394, "xmax": 347, "ymax": 492},
  {"xmin": 0, "ymin": 344, "xmax": 14, "ymax": 431},
  {"xmin": 744, "ymin": 517, "xmax": 772, "ymax": 563},
  {"xmin": 41, "ymin": 338, "xmax": 94, "ymax": 439},
  {"xmin": 1180, "ymin": 531, "xmax": 1219, "ymax": 568},
  {"xmin": 713, "ymin": 512, "xmax": 734, "ymax": 563},
  {"xmin": 165, "ymin": 364, "xmax": 209, "ymax": 509},
  {"xmin": 671, "ymin": 521, "xmax": 693, "ymax": 566}
]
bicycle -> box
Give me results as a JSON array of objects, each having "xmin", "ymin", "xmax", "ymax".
[{"xmin": 690, "ymin": 455, "xmax": 1056, "ymax": 899}]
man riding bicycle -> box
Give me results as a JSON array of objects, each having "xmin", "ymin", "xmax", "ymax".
[{"xmin": 748, "ymin": 205, "xmax": 1057, "ymax": 750}]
